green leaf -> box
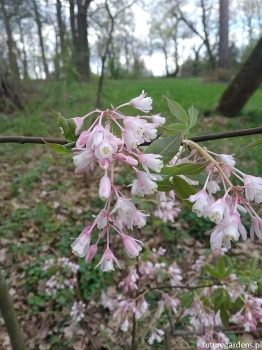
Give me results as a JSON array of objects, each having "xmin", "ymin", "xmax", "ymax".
[
  {"xmin": 213, "ymin": 296, "xmax": 224, "ymax": 313},
  {"xmin": 220, "ymin": 304, "xmax": 229, "ymax": 327},
  {"xmin": 57, "ymin": 113, "xmax": 77, "ymax": 142},
  {"xmin": 181, "ymin": 292, "xmax": 194, "ymax": 309},
  {"xmin": 223, "ymin": 265, "xmax": 234, "ymax": 279},
  {"xmin": 217, "ymin": 256, "xmax": 226, "ymax": 277},
  {"xmin": 205, "ymin": 265, "xmax": 220, "ymax": 279},
  {"xmin": 163, "ymin": 96, "xmax": 188, "ymax": 124},
  {"xmin": 156, "ymin": 178, "xmax": 173, "ymax": 192},
  {"xmin": 162, "ymin": 123, "xmax": 189, "ymax": 135},
  {"xmin": 212, "ymin": 288, "xmax": 224, "ymax": 298},
  {"xmin": 172, "ymin": 175, "xmax": 197, "ymax": 208},
  {"xmin": 161, "ymin": 163, "xmax": 207, "ymax": 177},
  {"xmin": 231, "ymin": 296, "xmax": 244, "ymax": 314},
  {"xmin": 223, "ymin": 290, "xmax": 232, "ymax": 309},
  {"xmin": 238, "ymin": 137, "xmax": 262, "ymax": 153},
  {"xmin": 43, "ymin": 139, "xmax": 75, "ymax": 154},
  {"xmin": 144, "ymin": 133, "xmax": 181, "ymax": 163},
  {"xmin": 188, "ymin": 105, "xmax": 198, "ymax": 129}
]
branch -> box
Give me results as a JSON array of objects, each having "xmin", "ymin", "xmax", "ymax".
[
  {"xmin": 1, "ymin": 126, "xmax": 262, "ymax": 145},
  {"xmin": 0, "ymin": 272, "xmax": 26, "ymax": 350}
]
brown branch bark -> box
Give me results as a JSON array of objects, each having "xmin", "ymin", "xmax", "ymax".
[{"xmin": 1, "ymin": 126, "xmax": 262, "ymax": 145}]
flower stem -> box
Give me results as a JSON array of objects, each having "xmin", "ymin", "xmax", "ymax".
[{"xmin": 183, "ymin": 139, "xmax": 233, "ymax": 187}]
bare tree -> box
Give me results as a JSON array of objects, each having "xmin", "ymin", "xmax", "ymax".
[
  {"xmin": 93, "ymin": 0, "xmax": 137, "ymax": 107},
  {"xmin": 32, "ymin": 0, "xmax": 50, "ymax": 79},
  {"xmin": 56, "ymin": 0, "xmax": 67, "ymax": 75},
  {"xmin": 218, "ymin": 0, "xmax": 229, "ymax": 68},
  {"xmin": 175, "ymin": 0, "xmax": 218, "ymax": 71},
  {"xmin": 0, "ymin": 0, "xmax": 20, "ymax": 78}
]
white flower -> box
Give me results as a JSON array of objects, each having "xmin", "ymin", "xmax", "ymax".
[
  {"xmin": 138, "ymin": 153, "xmax": 163, "ymax": 173},
  {"xmin": 120, "ymin": 318, "xmax": 129, "ymax": 332},
  {"xmin": 130, "ymin": 90, "xmax": 153, "ymax": 113},
  {"xmin": 219, "ymin": 154, "xmax": 236, "ymax": 167},
  {"xmin": 205, "ymin": 198, "xmax": 229, "ymax": 224},
  {"xmin": 95, "ymin": 248, "xmax": 121, "ymax": 272},
  {"xmin": 243, "ymin": 175, "xmax": 262, "ymax": 203},
  {"xmin": 71, "ymin": 227, "xmax": 91, "ymax": 257},
  {"xmin": 250, "ymin": 217, "xmax": 262, "ymax": 240},
  {"xmin": 188, "ymin": 189, "xmax": 210, "ymax": 217},
  {"xmin": 151, "ymin": 114, "xmax": 166, "ymax": 125},
  {"xmin": 130, "ymin": 171, "xmax": 159, "ymax": 196}
]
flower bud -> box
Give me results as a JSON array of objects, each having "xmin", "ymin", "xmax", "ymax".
[
  {"xmin": 116, "ymin": 153, "xmax": 138, "ymax": 167},
  {"xmin": 86, "ymin": 244, "xmax": 98, "ymax": 262},
  {"xmin": 99, "ymin": 174, "xmax": 111, "ymax": 200}
]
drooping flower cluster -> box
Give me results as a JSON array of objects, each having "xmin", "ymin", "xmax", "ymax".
[
  {"xmin": 41, "ymin": 257, "xmax": 80, "ymax": 295},
  {"xmin": 169, "ymin": 140, "xmax": 262, "ymax": 250},
  {"xmin": 68, "ymin": 91, "xmax": 182, "ymax": 270}
]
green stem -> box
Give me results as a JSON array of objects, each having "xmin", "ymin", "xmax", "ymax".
[
  {"xmin": 0, "ymin": 272, "xmax": 26, "ymax": 350},
  {"xmin": 183, "ymin": 139, "xmax": 233, "ymax": 187}
]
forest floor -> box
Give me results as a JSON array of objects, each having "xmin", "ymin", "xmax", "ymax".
[{"xmin": 1, "ymin": 77, "xmax": 262, "ymax": 349}]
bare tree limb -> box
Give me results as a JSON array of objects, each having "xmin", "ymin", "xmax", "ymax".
[{"xmin": 1, "ymin": 126, "xmax": 262, "ymax": 145}]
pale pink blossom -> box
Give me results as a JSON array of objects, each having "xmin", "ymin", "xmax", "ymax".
[
  {"xmin": 148, "ymin": 328, "xmax": 165, "ymax": 345},
  {"xmin": 71, "ymin": 226, "xmax": 92, "ymax": 257},
  {"xmin": 124, "ymin": 117, "xmax": 146, "ymax": 142},
  {"xmin": 120, "ymin": 318, "xmax": 129, "ymax": 332},
  {"xmin": 250, "ymin": 217, "xmax": 262, "ymax": 240},
  {"xmin": 130, "ymin": 171, "xmax": 159, "ymax": 196},
  {"xmin": 206, "ymin": 180, "xmax": 220, "ymax": 193},
  {"xmin": 150, "ymin": 114, "xmax": 166, "ymax": 125},
  {"xmin": 218, "ymin": 153, "xmax": 236, "ymax": 167},
  {"xmin": 99, "ymin": 174, "xmax": 111, "ymax": 200},
  {"xmin": 138, "ymin": 153, "xmax": 163, "ymax": 173},
  {"xmin": 72, "ymin": 117, "xmax": 84, "ymax": 135},
  {"xmin": 70, "ymin": 301, "xmax": 86, "ymax": 322},
  {"xmin": 129, "ymin": 90, "xmax": 153, "ymax": 113},
  {"xmin": 243, "ymin": 175, "xmax": 262, "ymax": 203},
  {"xmin": 76, "ymin": 130, "xmax": 90, "ymax": 148},
  {"xmin": 205, "ymin": 198, "xmax": 229, "ymax": 224},
  {"xmin": 122, "ymin": 129, "xmax": 139, "ymax": 150},
  {"xmin": 116, "ymin": 153, "xmax": 138, "ymax": 166},
  {"xmin": 72, "ymin": 148, "xmax": 95, "ymax": 174},
  {"xmin": 96, "ymin": 248, "xmax": 121, "ymax": 271},
  {"xmin": 86, "ymin": 244, "xmax": 98, "ymax": 262},
  {"xmin": 122, "ymin": 234, "xmax": 143, "ymax": 258},
  {"xmin": 188, "ymin": 189, "xmax": 210, "ymax": 217},
  {"xmin": 88, "ymin": 124, "xmax": 104, "ymax": 149}
]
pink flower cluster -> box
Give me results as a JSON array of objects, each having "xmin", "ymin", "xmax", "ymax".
[
  {"xmin": 173, "ymin": 143, "xmax": 262, "ymax": 249},
  {"xmin": 99, "ymin": 248, "xmax": 181, "ymax": 345},
  {"xmin": 69, "ymin": 91, "xmax": 180, "ymax": 270},
  {"xmin": 70, "ymin": 301, "xmax": 86, "ymax": 322},
  {"xmin": 41, "ymin": 257, "xmax": 79, "ymax": 296}
]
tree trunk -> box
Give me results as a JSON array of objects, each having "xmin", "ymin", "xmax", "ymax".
[
  {"xmin": 0, "ymin": 0, "xmax": 20, "ymax": 79},
  {"xmin": 216, "ymin": 36, "xmax": 262, "ymax": 117},
  {"xmin": 32, "ymin": 0, "xmax": 49, "ymax": 79},
  {"xmin": 56, "ymin": 0, "xmax": 67, "ymax": 73},
  {"xmin": 0, "ymin": 59, "xmax": 24, "ymax": 112},
  {"xmin": 17, "ymin": 20, "xmax": 29, "ymax": 79},
  {"xmin": 218, "ymin": 0, "xmax": 229, "ymax": 69},
  {"xmin": 76, "ymin": 0, "xmax": 90, "ymax": 81}
]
